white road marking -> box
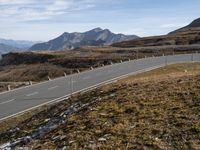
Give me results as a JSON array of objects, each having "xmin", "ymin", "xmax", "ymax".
[
  {"xmin": 0, "ymin": 99, "xmax": 15, "ymax": 105},
  {"xmin": 48, "ymin": 86, "xmax": 59, "ymax": 90},
  {"xmin": 26, "ymin": 92, "xmax": 38, "ymax": 97}
]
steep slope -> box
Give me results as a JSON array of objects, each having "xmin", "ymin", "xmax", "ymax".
[
  {"xmin": 112, "ymin": 18, "xmax": 200, "ymax": 48},
  {"xmin": 29, "ymin": 28, "xmax": 138, "ymax": 50},
  {"xmin": 170, "ymin": 18, "xmax": 200, "ymax": 34}
]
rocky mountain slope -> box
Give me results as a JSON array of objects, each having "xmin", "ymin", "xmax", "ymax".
[
  {"xmin": 29, "ymin": 28, "xmax": 138, "ymax": 50},
  {"xmin": 112, "ymin": 18, "xmax": 200, "ymax": 48}
]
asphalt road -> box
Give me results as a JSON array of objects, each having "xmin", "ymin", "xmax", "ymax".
[{"xmin": 0, "ymin": 53, "xmax": 199, "ymax": 121}]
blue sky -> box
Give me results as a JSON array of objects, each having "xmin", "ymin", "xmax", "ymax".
[{"xmin": 0, "ymin": 0, "xmax": 199, "ymax": 41}]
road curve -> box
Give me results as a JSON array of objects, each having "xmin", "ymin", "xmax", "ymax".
[{"xmin": 0, "ymin": 53, "xmax": 199, "ymax": 121}]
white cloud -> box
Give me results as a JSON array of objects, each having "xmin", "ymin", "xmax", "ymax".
[{"xmin": 0, "ymin": 0, "xmax": 97, "ymax": 21}]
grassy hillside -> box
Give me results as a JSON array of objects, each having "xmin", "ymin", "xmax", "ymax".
[
  {"xmin": 0, "ymin": 63, "xmax": 200, "ymax": 149},
  {"xmin": 112, "ymin": 28, "xmax": 200, "ymax": 48},
  {"xmin": 0, "ymin": 45, "xmax": 200, "ymax": 84}
]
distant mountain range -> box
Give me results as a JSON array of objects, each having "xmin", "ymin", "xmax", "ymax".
[
  {"xmin": 0, "ymin": 43, "xmax": 19, "ymax": 54},
  {"xmin": 1, "ymin": 18, "xmax": 200, "ymax": 53},
  {"xmin": 29, "ymin": 28, "xmax": 139, "ymax": 51},
  {"xmin": 112, "ymin": 18, "xmax": 200, "ymax": 47},
  {"xmin": 0, "ymin": 38, "xmax": 39, "ymax": 49},
  {"xmin": 0, "ymin": 38, "xmax": 41, "ymax": 54}
]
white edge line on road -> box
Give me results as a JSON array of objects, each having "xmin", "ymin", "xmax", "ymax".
[
  {"xmin": 0, "ymin": 53, "xmax": 194, "ymax": 96},
  {"xmin": 0, "ymin": 99, "xmax": 15, "ymax": 105},
  {"xmin": 0, "ymin": 60, "xmax": 198, "ymax": 122}
]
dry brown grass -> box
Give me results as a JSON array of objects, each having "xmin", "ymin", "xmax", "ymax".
[
  {"xmin": 26, "ymin": 63, "xmax": 200, "ymax": 149},
  {"xmin": 0, "ymin": 63, "xmax": 199, "ymax": 149},
  {"xmin": 123, "ymin": 62, "xmax": 200, "ymax": 83},
  {"xmin": 0, "ymin": 64, "xmax": 73, "ymax": 82}
]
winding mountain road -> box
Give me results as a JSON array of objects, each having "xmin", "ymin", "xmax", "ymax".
[{"xmin": 0, "ymin": 53, "xmax": 199, "ymax": 121}]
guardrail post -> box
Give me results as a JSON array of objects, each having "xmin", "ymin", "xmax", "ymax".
[
  {"xmin": 48, "ymin": 76, "xmax": 51, "ymax": 81},
  {"xmin": 7, "ymin": 85, "xmax": 11, "ymax": 91},
  {"xmin": 29, "ymin": 81, "xmax": 33, "ymax": 85},
  {"xmin": 76, "ymin": 69, "xmax": 80, "ymax": 73}
]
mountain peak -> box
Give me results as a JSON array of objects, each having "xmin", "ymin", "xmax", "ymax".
[
  {"xmin": 90, "ymin": 28, "xmax": 103, "ymax": 32},
  {"xmin": 102, "ymin": 29, "xmax": 111, "ymax": 32},
  {"xmin": 61, "ymin": 32, "xmax": 69, "ymax": 36},
  {"xmin": 30, "ymin": 28, "xmax": 139, "ymax": 51}
]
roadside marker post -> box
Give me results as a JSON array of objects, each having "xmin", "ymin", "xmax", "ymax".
[
  {"xmin": 64, "ymin": 72, "xmax": 67, "ymax": 77},
  {"xmin": 77, "ymin": 69, "xmax": 80, "ymax": 73},
  {"xmin": 8, "ymin": 85, "xmax": 11, "ymax": 91},
  {"xmin": 48, "ymin": 76, "xmax": 51, "ymax": 81},
  {"xmin": 29, "ymin": 81, "xmax": 33, "ymax": 85},
  {"xmin": 90, "ymin": 67, "xmax": 94, "ymax": 70}
]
